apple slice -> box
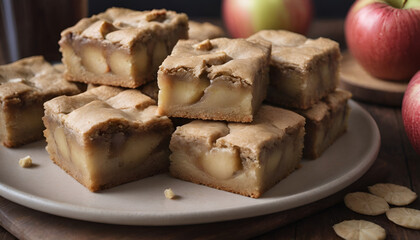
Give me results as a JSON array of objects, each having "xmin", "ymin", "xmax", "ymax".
[{"xmin": 201, "ymin": 147, "xmax": 242, "ymax": 180}]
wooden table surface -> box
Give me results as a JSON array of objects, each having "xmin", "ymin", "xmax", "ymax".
[
  {"xmin": 1, "ymin": 19, "xmax": 419, "ymax": 239},
  {"xmin": 256, "ymin": 102, "xmax": 420, "ymax": 240}
]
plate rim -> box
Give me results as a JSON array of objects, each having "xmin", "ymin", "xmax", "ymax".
[{"xmin": 0, "ymin": 100, "xmax": 380, "ymax": 226}]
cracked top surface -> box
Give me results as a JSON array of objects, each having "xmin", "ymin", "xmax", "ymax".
[
  {"xmin": 297, "ymin": 89, "xmax": 352, "ymax": 122},
  {"xmin": 0, "ymin": 56, "xmax": 80, "ymax": 101},
  {"xmin": 44, "ymin": 85, "xmax": 172, "ymax": 136},
  {"xmin": 60, "ymin": 8, "xmax": 188, "ymax": 47},
  {"xmin": 160, "ymin": 38, "xmax": 271, "ymax": 85},
  {"xmin": 172, "ymin": 105, "xmax": 305, "ymax": 155},
  {"xmin": 188, "ymin": 21, "xmax": 225, "ymax": 41},
  {"xmin": 248, "ymin": 30, "xmax": 340, "ymax": 69}
]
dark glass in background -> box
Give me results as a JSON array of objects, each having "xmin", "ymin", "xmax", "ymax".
[{"xmin": 0, "ymin": 0, "xmax": 87, "ymax": 64}]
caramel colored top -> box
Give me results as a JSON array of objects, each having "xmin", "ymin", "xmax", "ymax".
[
  {"xmin": 44, "ymin": 85, "xmax": 172, "ymax": 136},
  {"xmin": 188, "ymin": 21, "xmax": 225, "ymax": 41},
  {"xmin": 297, "ymin": 89, "xmax": 352, "ymax": 122},
  {"xmin": 160, "ymin": 38, "xmax": 271, "ymax": 85},
  {"xmin": 173, "ymin": 105, "xmax": 305, "ymax": 157},
  {"xmin": 249, "ymin": 30, "xmax": 340, "ymax": 69},
  {"xmin": 61, "ymin": 8, "xmax": 188, "ymax": 48},
  {"xmin": 0, "ymin": 56, "xmax": 80, "ymax": 102}
]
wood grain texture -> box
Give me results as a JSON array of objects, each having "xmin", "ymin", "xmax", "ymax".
[
  {"xmin": 2, "ymin": 18, "xmax": 419, "ymax": 239},
  {"xmin": 0, "ymin": 160, "xmax": 388, "ymax": 240},
  {"xmin": 255, "ymin": 103, "xmax": 420, "ymax": 240},
  {"xmin": 340, "ymin": 52, "xmax": 408, "ymax": 107},
  {"xmin": 0, "ymin": 226, "xmax": 16, "ymax": 240}
]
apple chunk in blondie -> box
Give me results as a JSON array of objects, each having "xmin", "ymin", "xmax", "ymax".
[
  {"xmin": 59, "ymin": 8, "xmax": 188, "ymax": 88},
  {"xmin": 43, "ymin": 86, "xmax": 173, "ymax": 192},
  {"xmin": 296, "ymin": 89, "xmax": 352, "ymax": 159},
  {"xmin": 0, "ymin": 56, "xmax": 81, "ymax": 147},
  {"xmin": 249, "ymin": 30, "xmax": 341, "ymax": 109},
  {"xmin": 169, "ymin": 105, "xmax": 305, "ymax": 198},
  {"xmin": 158, "ymin": 38, "xmax": 271, "ymax": 123}
]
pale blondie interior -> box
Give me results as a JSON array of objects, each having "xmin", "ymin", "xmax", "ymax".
[
  {"xmin": 60, "ymin": 8, "xmax": 188, "ymax": 88},
  {"xmin": 0, "ymin": 101, "xmax": 45, "ymax": 147},
  {"xmin": 158, "ymin": 38, "xmax": 271, "ymax": 123},
  {"xmin": 169, "ymin": 105, "xmax": 305, "ymax": 198},
  {"xmin": 0, "ymin": 56, "xmax": 81, "ymax": 147},
  {"xmin": 296, "ymin": 89, "xmax": 352, "ymax": 159},
  {"xmin": 43, "ymin": 86, "xmax": 173, "ymax": 191},
  {"xmin": 249, "ymin": 30, "xmax": 341, "ymax": 109}
]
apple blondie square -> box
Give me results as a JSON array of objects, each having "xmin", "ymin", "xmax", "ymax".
[
  {"xmin": 59, "ymin": 8, "xmax": 188, "ymax": 88},
  {"xmin": 0, "ymin": 56, "xmax": 81, "ymax": 147},
  {"xmin": 249, "ymin": 30, "xmax": 341, "ymax": 109},
  {"xmin": 169, "ymin": 105, "xmax": 305, "ymax": 198},
  {"xmin": 43, "ymin": 85, "xmax": 173, "ymax": 191},
  {"xmin": 296, "ymin": 89, "xmax": 352, "ymax": 159},
  {"xmin": 158, "ymin": 38, "xmax": 271, "ymax": 123}
]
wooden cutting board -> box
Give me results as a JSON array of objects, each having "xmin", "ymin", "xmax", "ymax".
[
  {"xmin": 340, "ymin": 52, "xmax": 408, "ymax": 107},
  {"xmin": 0, "ymin": 159, "xmax": 389, "ymax": 240}
]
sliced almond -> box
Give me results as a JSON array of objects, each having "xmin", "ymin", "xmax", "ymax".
[
  {"xmin": 386, "ymin": 207, "xmax": 420, "ymax": 230},
  {"xmin": 344, "ymin": 192, "xmax": 390, "ymax": 216},
  {"xmin": 368, "ymin": 183, "xmax": 417, "ymax": 206},
  {"xmin": 333, "ymin": 220, "xmax": 386, "ymax": 240}
]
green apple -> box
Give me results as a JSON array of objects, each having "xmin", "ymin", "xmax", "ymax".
[{"xmin": 223, "ymin": 0, "xmax": 313, "ymax": 38}]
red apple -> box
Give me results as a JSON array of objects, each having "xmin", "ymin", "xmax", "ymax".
[
  {"xmin": 222, "ymin": 0, "xmax": 313, "ymax": 38},
  {"xmin": 345, "ymin": 0, "xmax": 420, "ymax": 81},
  {"xmin": 402, "ymin": 71, "xmax": 420, "ymax": 155}
]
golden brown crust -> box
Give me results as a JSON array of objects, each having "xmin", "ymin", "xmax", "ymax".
[
  {"xmin": 249, "ymin": 30, "xmax": 340, "ymax": 69},
  {"xmin": 296, "ymin": 89, "xmax": 352, "ymax": 159},
  {"xmin": 0, "ymin": 56, "xmax": 81, "ymax": 147},
  {"xmin": 59, "ymin": 8, "xmax": 189, "ymax": 89},
  {"xmin": 43, "ymin": 85, "xmax": 173, "ymax": 192},
  {"xmin": 298, "ymin": 89, "xmax": 352, "ymax": 122},
  {"xmin": 158, "ymin": 109, "xmax": 254, "ymax": 123},
  {"xmin": 158, "ymin": 38, "xmax": 271, "ymax": 123},
  {"xmin": 249, "ymin": 30, "xmax": 341, "ymax": 110},
  {"xmin": 221, "ymin": 106, "xmax": 305, "ymax": 153},
  {"xmin": 44, "ymin": 85, "xmax": 171, "ymax": 137},
  {"xmin": 160, "ymin": 38, "xmax": 271, "ymax": 86},
  {"xmin": 173, "ymin": 105, "xmax": 305, "ymax": 155},
  {"xmin": 61, "ymin": 8, "xmax": 189, "ymax": 48},
  {"xmin": 0, "ymin": 56, "xmax": 80, "ymax": 102},
  {"xmin": 170, "ymin": 105, "xmax": 305, "ymax": 198}
]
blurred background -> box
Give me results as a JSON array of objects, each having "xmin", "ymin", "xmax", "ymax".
[
  {"xmin": 0, "ymin": 0, "xmax": 355, "ymax": 64},
  {"xmin": 89, "ymin": 0, "xmax": 354, "ymax": 18}
]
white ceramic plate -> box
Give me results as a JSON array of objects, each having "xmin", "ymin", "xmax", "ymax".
[{"xmin": 0, "ymin": 100, "xmax": 380, "ymax": 226}]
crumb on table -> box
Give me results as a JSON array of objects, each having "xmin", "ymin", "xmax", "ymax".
[
  {"xmin": 164, "ymin": 188, "xmax": 176, "ymax": 199},
  {"xmin": 19, "ymin": 156, "xmax": 32, "ymax": 168}
]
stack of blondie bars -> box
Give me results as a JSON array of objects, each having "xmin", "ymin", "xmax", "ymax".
[
  {"xmin": 0, "ymin": 8, "xmax": 351, "ymax": 198},
  {"xmin": 249, "ymin": 30, "xmax": 352, "ymax": 159}
]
